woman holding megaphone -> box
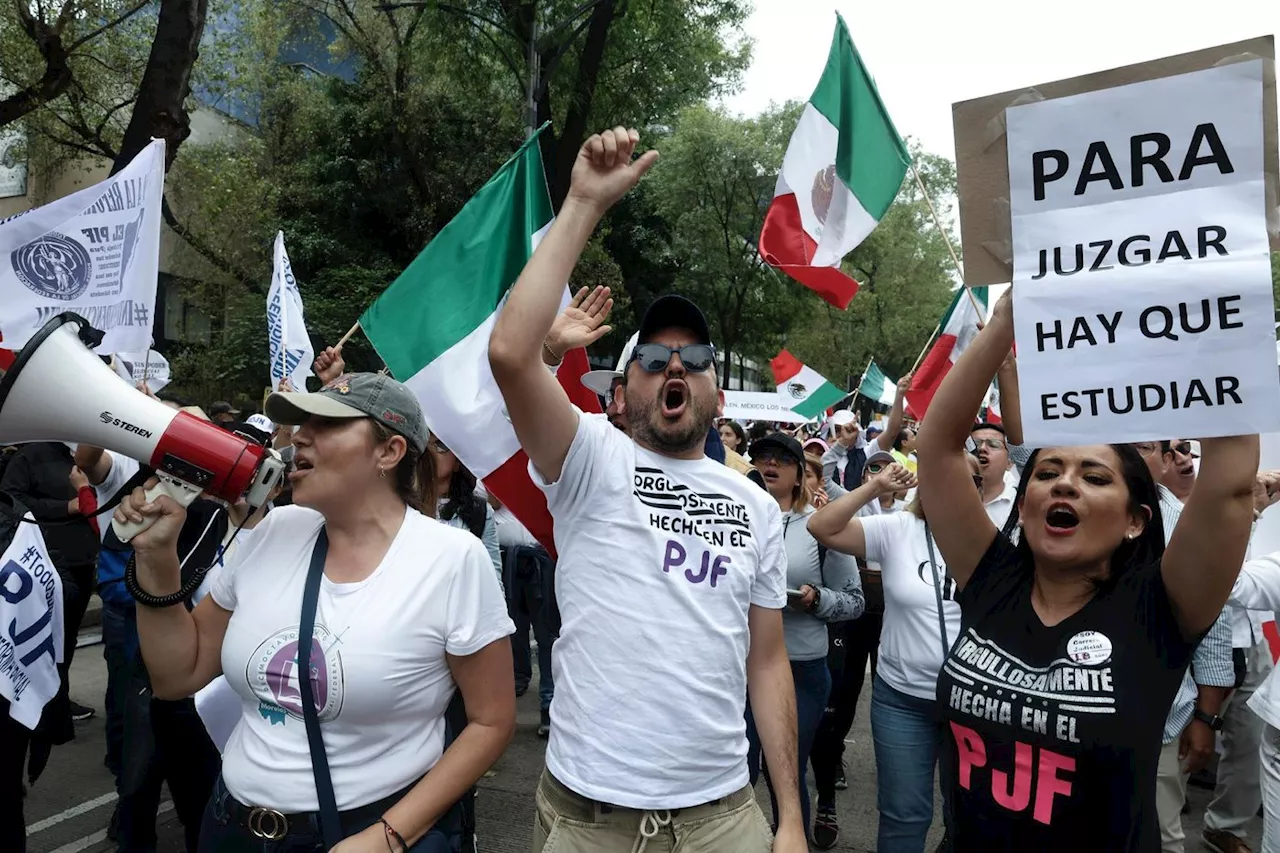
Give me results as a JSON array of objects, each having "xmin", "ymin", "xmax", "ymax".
[{"xmin": 116, "ymin": 369, "xmax": 516, "ymax": 853}]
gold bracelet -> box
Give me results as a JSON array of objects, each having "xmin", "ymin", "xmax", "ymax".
[{"xmin": 542, "ymin": 340, "xmax": 562, "ymax": 364}]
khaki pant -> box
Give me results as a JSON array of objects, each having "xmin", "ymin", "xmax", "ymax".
[
  {"xmin": 531, "ymin": 770, "xmax": 773, "ymax": 853},
  {"xmin": 1155, "ymin": 736, "xmax": 1191, "ymax": 853}
]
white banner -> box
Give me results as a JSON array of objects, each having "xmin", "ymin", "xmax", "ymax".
[
  {"xmin": 114, "ymin": 349, "xmax": 171, "ymax": 393},
  {"xmin": 1006, "ymin": 62, "xmax": 1280, "ymax": 445},
  {"xmin": 0, "ymin": 140, "xmax": 163, "ymax": 353},
  {"xmin": 266, "ymin": 231, "xmax": 313, "ymax": 390},
  {"xmin": 0, "ymin": 122, "xmax": 28, "ymax": 199},
  {"xmin": 0, "ymin": 518, "xmax": 64, "ymax": 729},
  {"xmin": 722, "ymin": 390, "xmax": 812, "ymax": 424}
]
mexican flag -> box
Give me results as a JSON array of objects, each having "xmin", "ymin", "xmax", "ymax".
[
  {"xmin": 359, "ymin": 129, "xmax": 599, "ymax": 553},
  {"xmin": 758, "ymin": 14, "xmax": 910, "ymax": 310},
  {"xmin": 905, "ymin": 286, "xmax": 989, "ymax": 420},
  {"xmin": 858, "ymin": 359, "xmax": 897, "ymax": 407},
  {"xmin": 772, "ymin": 350, "xmax": 845, "ymax": 419}
]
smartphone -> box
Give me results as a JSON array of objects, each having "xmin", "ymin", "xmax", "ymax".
[{"xmin": 786, "ymin": 588, "xmax": 805, "ymax": 598}]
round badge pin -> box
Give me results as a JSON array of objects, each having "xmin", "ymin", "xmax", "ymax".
[{"xmin": 1066, "ymin": 630, "xmax": 1112, "ymax": 666}]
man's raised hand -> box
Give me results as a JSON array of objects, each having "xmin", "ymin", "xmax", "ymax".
[
  {"xmin": 546, "ymin": 285, "xmax": 614, "ymax": 361},
  {"xmin": 566, "ymin": 127, "xmax": 659, "ymax": 213}
]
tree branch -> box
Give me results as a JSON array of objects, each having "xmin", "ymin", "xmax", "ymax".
[
  {"xmin": 67, "ymin": 0, "xmax": 151, "ymax": 51},
  {"xmin": 161, "ymin": 194, "xmax": 262, "ymax": 294}
]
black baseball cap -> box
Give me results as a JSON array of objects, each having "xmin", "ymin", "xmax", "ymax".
[
  {"xmin": 638, "ymin": 294, "xmax": 712, "ymax": 345},
  {"xmin": 210, "ymin": 401, "xmax": 240, "ymax": 417},
  {"xmin": 749, "ymin": 432, "xmax": 805, "ymax": 468}
]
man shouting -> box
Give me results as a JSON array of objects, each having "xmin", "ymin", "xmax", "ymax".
[{"xmin": 490, "ymin": 127, "xmax": 803, "ymax": 853}]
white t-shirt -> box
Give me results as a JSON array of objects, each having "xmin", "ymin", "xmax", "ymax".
[
  {"xmin": 861, "ymin": 512, "xmax": 962, "ymax": 700},
  {"xmin": 210, "ymin": 504, "xmax": 514, "ymax": 811},
  {"xmin": 92, "ymin": 451, "xmax": 140, "ymax": 543},
  {"xmin": 532, "ymin": 412, "xmax": 786, "ymax": 809}
]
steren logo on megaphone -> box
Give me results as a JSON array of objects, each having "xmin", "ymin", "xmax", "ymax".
[{"xmin": 98, "ymin": 410, "xmax": 153, "ymax": 438}]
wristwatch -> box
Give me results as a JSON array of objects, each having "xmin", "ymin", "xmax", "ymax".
[
  {"xmin": 1193, "ymin": 709, "xmax": 1225, "ymax": 731},
  {"xmin": 805, "ymin": 586, "xmax": 822, "ymax": 614}
]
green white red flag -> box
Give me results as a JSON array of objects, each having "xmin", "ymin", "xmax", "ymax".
[
  {"xmin": 758, "ymin": 14, "xmax": 910, "ymax": 309},
  {"xmin": 772, "ymin": 350, "xmax": 845, "ymax": 419},
  {"xmin": 905, "ymin": 287, "xmax": 989, "ymax": 419},
  {"xmin": 359, "ymin": 129, "xmax": 599, "ymax": 553}
]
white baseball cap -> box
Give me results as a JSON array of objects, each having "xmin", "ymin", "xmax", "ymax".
[
  {"xmin": 246, "ymin": 413, "xmax": 275, "ymax": 433},
  {"xmin": 581, "ymin": 332, "xmax": 639, "ymax": 397},
  {"xmin": 830, "ymin": 410, "xmax": 857, "ymax": 427}
]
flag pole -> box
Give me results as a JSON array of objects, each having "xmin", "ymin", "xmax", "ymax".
[
  {"xmin": 909, "ymin": 321, "xmax": 942, "ymax": 374},
  {"xmin": 909, "ymin": 161, "xmax": 985, "ymax": 320},
  {"xmin": 335, "ymin": 321, "xmax": 361, "ymax": 350},
  {"xmin": 851, "ymin": 355, "xmax": 873, "ymax": 402}
]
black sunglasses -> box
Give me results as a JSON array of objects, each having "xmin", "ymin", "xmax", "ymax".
[{"xmin": 627, "ymin": 343, "xmax": 717, "ymax": 373}]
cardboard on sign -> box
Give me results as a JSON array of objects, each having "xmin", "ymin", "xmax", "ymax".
[
  {"xmin": 953, "ymin": 36, "xmax": 1278, "ymax": 288},
  {"xmin": 1006, "ymin": 61, "xmax": 1280, "ymax": 446}
]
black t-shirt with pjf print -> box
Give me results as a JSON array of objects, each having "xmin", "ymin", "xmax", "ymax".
[{"xmin": 936, "ymin": 534, "xmax": 1197, "ymax": 852}]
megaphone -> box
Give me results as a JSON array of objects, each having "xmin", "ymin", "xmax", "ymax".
[{"xmin": 0, "ymin": 313, "xmax": 286, "ymax": 542}]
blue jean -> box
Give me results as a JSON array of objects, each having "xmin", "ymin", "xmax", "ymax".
[
  {"xmin": 746, "ymin": 657, "xmax": 832, "ymax": 834},
  {"xmin": 869, "ymin": 673, "xmax": 948, "ymax": 853},
  {"xmin": 504, "ymin": 545, "xmax": 556, "ymax": 710}
]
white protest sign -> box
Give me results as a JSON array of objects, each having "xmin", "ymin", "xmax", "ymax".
[
  {"xmin": 1007, "ymin": 61, "xmax": 1280, "ymax": 445},
  {"xmin": 0, "ymin": 518, "xmax": 64, "ymax": 729},
  {"xmin": 266, "ymin": 232, "xmax": 313, "ymax": 391},
  {"xmin": 0, "ymin": 140, "xmax": 164, "ymax": 354},
  {"xmin": 113, "ymin": 349, "xmax": 171, "ymax": 393},
  {"xmin": 722, "ymin": 390, "xmax": 812, "ymax": 424}
]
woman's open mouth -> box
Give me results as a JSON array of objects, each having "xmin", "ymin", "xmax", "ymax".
[
  {"xmin": 1045, "ymin": 502, "xmax": 1080, "ymax": 535},
  {"xmin": 289, "ymin": 457, "xmax": 314, "ymax": 483},
  {"xmin": 661, "ymin": 380, "xmax": 688, "ymax": 419}
]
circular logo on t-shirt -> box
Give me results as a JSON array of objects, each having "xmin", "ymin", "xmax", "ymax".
[
  {"xmin": 246, "ymin": 625, "xmax": 345, "ymax": 724},
  {"xmin": 1066, "ymin": 630, "xmax": 1112, "ymax": 666}
]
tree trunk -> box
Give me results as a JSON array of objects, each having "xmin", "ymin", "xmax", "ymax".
[
  {"xmin": 0, "ymin": 15, "xmax": 72, "ymax": 129},
  {"xmin": 540, "ymin": 0, "xmax": 620, "ymax": 207},
  {"xmin": 111, "ymin": 0, "xmax": 209, "ymax": 175}
]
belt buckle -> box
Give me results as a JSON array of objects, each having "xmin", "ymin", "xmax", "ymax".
[{"xmin": 248, "ymin": 806, "xmax": 288, "ymax": 840}]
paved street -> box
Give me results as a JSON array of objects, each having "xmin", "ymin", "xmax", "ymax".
[{"xmin": 23, "ymin": 627, "xmax": 1259, "ymax": 852}]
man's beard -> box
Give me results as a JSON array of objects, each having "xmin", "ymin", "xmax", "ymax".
[{"xmin": 627, "ymin": 387, "xmax": 716, "ymax": 455}]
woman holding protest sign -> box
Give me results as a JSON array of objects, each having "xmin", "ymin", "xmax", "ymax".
[{"xmin": 915, "ymin": 288, "xmax": 1258, "ymax": 852}]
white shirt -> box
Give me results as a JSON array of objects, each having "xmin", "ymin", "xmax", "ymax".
[
  {"xmin": 1229, "ymin": 552, "xmax": 1280, "ymax": 729},
  {"xmin": 861, "ymin": 512, "xmax": 962, "ymax": 700},
  {"xmin": 983, "ymin": 478, "xmax": 1017, "ymax": 530},
  {"xmin": 532, "ymin": 412, "xmax": 786, "ymax": 809},
  {"xmin": 493, "ymin": 504, "xmax": 538, "ymax": 548},
  {"xmin": 211, "ymin": 504, "xmax": 514, "ymax": 811},
  {"xmin": 92, "ymin": 451, "xmax": 140, "ymax": 543}
]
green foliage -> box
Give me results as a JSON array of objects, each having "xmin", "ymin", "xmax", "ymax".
[{"xmin": 7, "ymin": 0, "xmax": 962, "ymax": 406}]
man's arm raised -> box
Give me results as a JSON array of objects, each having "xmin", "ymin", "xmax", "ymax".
[{"xmin": 489, "ymin": 127, "xmax": 658, "ymax": 482}]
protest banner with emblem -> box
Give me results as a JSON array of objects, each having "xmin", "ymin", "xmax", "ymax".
[
  {"xmin": 0, "ymin": 516, "xmax": 64, "ymax": 729},
  {"xmin": 0, "ymin": 139, "xmax": 164, "ymax": 354},
  {"xmin": 113, "ymin": 349, "xmax": 171, "ymax": 393},
  {"xmin": 266, "ymin": 231, "xmax": 313, "ymax": 391},
  {"xmin": 1005, "ymin": 60, "xmax": 1280, "ymax": 445}
]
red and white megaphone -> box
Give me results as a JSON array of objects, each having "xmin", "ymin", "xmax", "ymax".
[{"xmin": 0, "ymin": 313, "xmax": 286, "ymax": 542}]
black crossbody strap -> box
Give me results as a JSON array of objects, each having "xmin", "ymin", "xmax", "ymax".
[
  {"xmin": 923, "ymin": 522, "xmax": 951, "ymax": 662},
  {"xmin": 298, "ymin": 527, "xmax": 341, "ymax": 847}
]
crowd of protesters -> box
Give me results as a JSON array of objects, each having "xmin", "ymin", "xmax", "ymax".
[{"xmin": 3, "ymin": 125, "xmax": 1280, "ymax": 853}]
